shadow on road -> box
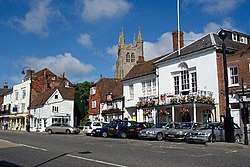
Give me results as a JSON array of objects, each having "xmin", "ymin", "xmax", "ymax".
[{"xmin": 0, "ymin": 160, "xmax": 23, "ymax": 167}]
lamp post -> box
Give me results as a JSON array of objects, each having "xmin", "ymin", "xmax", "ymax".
[
  {"xmin": 241, "ymin": 78, "xmax": 249, "ymax": 145},
  {"xmin": 218, "ymin": 30, "xmax": 235, "ymax": 142},
  {"xmin": 21, "ymin": 66, "xmax": 32, "ymax": 132}
]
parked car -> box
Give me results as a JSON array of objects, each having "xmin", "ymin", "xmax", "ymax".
[
  {"xmin": 186, "ymin": 122, "xmax": 243, "ymax": 143},
  {"xmin": 83, "ymin": 121, "xmax": 107, "ymax": 136},
  {"xmin": 139, "ymin": 122, "xmax": 180, "ymax": 141},
  {"xmin": 165, "ymin": 122, "xmax": 200, "ymax": 141},
  {"xmin": 45, "ymin": 123, "xmax": 80, "ymax": 134},
  {"xmin": 126, "ymin": 122, "xmax": 154, "ymax": 138},
  {"xmin": 108, "ymin": 120, "xmax": 135, "ymax": 138},
  {"xmin": 91, "ymin": 123, "xmax": 111, "ymax": 137}
]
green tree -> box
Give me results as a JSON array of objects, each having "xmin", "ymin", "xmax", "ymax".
[{"xmin": 73, "ymin": 81, "xmax": 93, "ymax": 125}]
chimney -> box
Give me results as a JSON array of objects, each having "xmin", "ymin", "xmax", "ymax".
[
  {"xmin": 172, "ymin": 30, "xmax": 184, "ymax": 52},
  {"xmin": 3, "ymin": 82, "xmax": 8, "ymax": 89},
  {"xmin": 137, "ymin": 56, "xmax": 144, "ymax": 63}
]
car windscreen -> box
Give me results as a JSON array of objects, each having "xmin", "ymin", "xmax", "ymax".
[
  {"xmin": 84, "ymin": 122, "xmax": 92, "ymax": 126},
  {"xmin": 176, "ymin": 123, "xmax": 192, "ymax": 129}
]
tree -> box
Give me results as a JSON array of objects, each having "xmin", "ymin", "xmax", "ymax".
[{"xmin": 73, "ymin": 81, "xmax": 93, "ymax": 125}]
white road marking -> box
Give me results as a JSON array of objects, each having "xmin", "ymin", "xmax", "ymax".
[
  {"xmin": 182, "ymin": 153, "xmax": 213, "ymax": 157},
  {"xmin": 19, "ymin": 144, "xmax": 47, "ymax": 152},
  {"xmin": 67, "ymin": 154, "xmax": 128, "ymax": 167}
]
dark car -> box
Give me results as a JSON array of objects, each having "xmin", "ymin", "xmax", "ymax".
[
  {"xmin": 108, "ymin": 120, "xmax": 135, "ymax": 138},
  {"xmin": 92, "ymin": 123, "xmax": 110, "ymax": 137},
  {"xmin": 126, "ymin": 122, "xmax": 154, "ymax": 138}
]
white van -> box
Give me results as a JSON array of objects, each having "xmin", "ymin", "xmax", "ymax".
[{"xmin": 83, "ymin": 121, "xmax": 106, "ymax": 136}]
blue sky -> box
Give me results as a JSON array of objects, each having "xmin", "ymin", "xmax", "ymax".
[{"xmin": 0, "ymin": 0, "xmax": 250, "ymax": 87}]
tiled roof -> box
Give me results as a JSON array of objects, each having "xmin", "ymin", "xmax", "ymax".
[
  {"xmin": 30, "ymin": 86, "xmax": 75, "ymax": 109},
  {"xmin": 95, "ymin": 78, "xmax": 123, "ymax": 102},
  {"xmin": 0, "ymin": 88, "xmax": 12, "ymax": 96},
  {"xmin": 33, "ymin": 68, "xmax": 57, "ymax": 78},
  {"xmin": 157, "ymin": 33, "xmax": 246, "ymax": 63},
  {"xmin": 122, "ymin": 55, "xmax": 165, "ymax": 81}
]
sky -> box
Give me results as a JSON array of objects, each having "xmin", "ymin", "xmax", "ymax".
[{"xmin": 0, "ymin": 0, "xmax": 250, "ymax": 88}]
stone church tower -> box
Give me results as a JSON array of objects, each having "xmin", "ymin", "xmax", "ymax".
[{"xmin": 115, "ymin": 27, "xmax": 144, "ymax": 79}]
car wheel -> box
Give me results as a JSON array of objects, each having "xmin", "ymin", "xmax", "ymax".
[
  {"xmin": 48, "ymin": 129, "xmax": 53, "ymax": 134},
  {"xmin": 208, "ymin": 134, "xmax": 216, "ymax": 142},
  {"xmin": 102, "ymin": 132, "xmax": 108, "ymax": 138},
  {"xmin": 156, "ymin": 133, "xmax": 163, "ymax": 141},
  {"xmin": 86, "ymin": 133, "xmax": 91, "ymax": 136},
  {"xmin": 120, "ymin": 132, "xmax": 127, "ymax": 139},
  {"xmin": 66, "ymin": 129, "xmax": 71, "ymax": 134},
  {"xmin": 234, "ymin": 135, "xmax": 240, "ymax": 143}
]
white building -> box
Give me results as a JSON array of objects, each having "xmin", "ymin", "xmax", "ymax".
[
  {"xmin": 30, "ymin": 87, "xmax": 75, "ymax": 132},
  {"xmin": 123, "ymin": 29, "xmax": 249, "ymax": 126},
  {"xmin": 6, "ymin": 79, "xmax": 31, "ymax": 130}
]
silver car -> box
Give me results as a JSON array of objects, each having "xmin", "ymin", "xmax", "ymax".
[
  {"xmin": 139, "ymin": 122, "xmax": 180, "ymax": 141},
  {"xmin": 45, "ymin": 123, "xmax": 80, "ymax": 134},
  {"xmin": 165, "ymin": 122, "xmax": 201, "ymax": 141},
  {"xmin": 186, "ymin": 122, "xmax": 243, "ymax": 143}
]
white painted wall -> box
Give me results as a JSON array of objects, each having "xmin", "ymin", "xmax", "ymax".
[{"xmin": 11, "ymin": 80, "xmax": 31, "ymax": 114}]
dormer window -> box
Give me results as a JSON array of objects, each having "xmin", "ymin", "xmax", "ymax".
[
  {"xmin": 239, "ymin": 36, "xmax": 247, "ymax": 44},
  {"xmin": 232, "ymin": 33, "xmax": 237, "ymax": 41}
]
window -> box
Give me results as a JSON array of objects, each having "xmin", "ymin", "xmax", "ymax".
[
  {"xmin": 129, "ymin": 85, "xmax": 134, "ymax": 99},
  {"xmin": 55, "ymin": 95, "xmax": 58, "ymax": 99},
  {"xmin": 126, "ymin": 53, "xmax": 130, "ymax": 62},
  {"xmin": 22, "ymin": 89, "xmax": 26, "ymax": 99},
  {"xmin": 232, "ymin": 33, "xmax": 237, "ymax": 41},
  {"xmin": 52, "ymin": 106, "xmax": 58, "ymax": 112},
  {"xmin": 152, "ymin": 79, "xmax": 156, "ymax": 95},
  {"xmin": 141, "ymin": 79, "xmax": 157, "ymax": 96},
  {"xmin": 229, "ymin": 66, "xmax": 239, "ymax": 85},
  {"xmin": 181, "ymin": 70, "xmax": 189, "ymax": 90},
  {"xmin": 174, "ymin": 76, "xmax": 179, "ymax": 95},
  {"xmin": 90, "ymin": 87, "xmax": 96, "ymax": 95},
  {"xmin": 191, "ymin": 72, "xmax": 197, "ymax": 92},
  {"xmin": 142, "ymin": 82, "xmax": 146, "ymax": 96},
  {"xmin": 131, "ymin": 53, "xmax": 135, "ymax": 62},
  {"xmin": 92, "ymin": 100, "xmax": 96, "ymax": 108},
  {"xmin": 21, "ymin": 103, "xmax": 25, "ymax": 112},
  {"xmin": 15, "ymin": 91, "xmax": 18, "ymax": 101},
  {"xmin": 146, "ymin": 80, "xmax": 152, "ymax": 95}
]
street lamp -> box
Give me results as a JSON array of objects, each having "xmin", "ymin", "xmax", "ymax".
[
  {"xmin": 21, "ymin": 66, "xmax": 32, "ymax": 132},
  {"xmin": 241, "ymin": 78, "xmax": 249, "ymax": 145},
  {"xmin": 218, "ymin": 30, "xmax": 235, "ymax": 142}
]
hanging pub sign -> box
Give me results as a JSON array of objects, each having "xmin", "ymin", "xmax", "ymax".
[{"xmin": 106, "ymin": 93, "xmax": 113, "ymax": 106}]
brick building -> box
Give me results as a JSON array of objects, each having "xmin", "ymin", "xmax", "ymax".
[{"xmin": 88, "ymin": 78, "xmax": 124, "ymax": 122}]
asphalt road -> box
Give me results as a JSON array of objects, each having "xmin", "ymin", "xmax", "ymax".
[{"xmin": 0, "ymin": 130, "xmax": 249, "ymax": 167}]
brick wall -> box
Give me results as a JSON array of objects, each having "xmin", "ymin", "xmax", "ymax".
[{"xmin": 217, "ymin": 46, "xmax": 250, "ymax": 116}]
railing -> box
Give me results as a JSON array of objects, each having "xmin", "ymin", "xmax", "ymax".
[{"xmin": 136, "ymin": 90, "xmax": 215, "ymax": 108}]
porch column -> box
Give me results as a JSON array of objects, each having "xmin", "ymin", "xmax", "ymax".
[
  {"xmin": 171, "ymin": 106, "xmax": 175, "ymax": 122},
  {"xmin": 193, "ymin": 102, "xmax": 197, "ymax": 122}
]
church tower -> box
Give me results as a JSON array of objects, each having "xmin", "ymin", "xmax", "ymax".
[{"xmin": 115, "ymin": 27, "xmax": 144, "ymax": 79}]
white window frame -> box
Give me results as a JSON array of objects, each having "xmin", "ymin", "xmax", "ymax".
[
  {"xmin": 228, "ymin": 66, "xmax": 239, "ymax": 86},
  {"xmin": 129, "ymin": 85, "xmax": 134, "ymax": 99},
  {"xmin": 92, "ymin": 100, "xmax": 96, "ymax": 109},
  {"xmin": 90, "ymin": 87, "xmax": 96, "ymax": 95}
]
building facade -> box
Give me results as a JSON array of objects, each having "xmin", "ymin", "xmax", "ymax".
[
  {"xmin": 88, "ymin": 78, "xmax": 124, "ymax": 122},
  {"xmin": 1, "ymin": 67, "xmax": 75, "ymax": 132}
]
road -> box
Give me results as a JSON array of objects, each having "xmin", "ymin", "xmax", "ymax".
[{"xmin": 0, "ymin": 130, "xmax": 249, "ymax": 167}]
